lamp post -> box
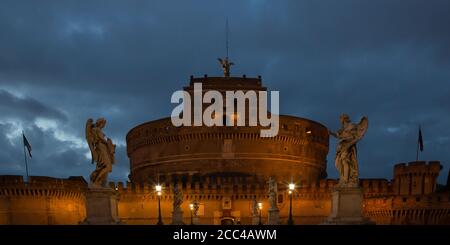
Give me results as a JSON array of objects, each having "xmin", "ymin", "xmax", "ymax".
[
  {"xmin": 258, "ymin": 202, "xmax": 262, "ymax": 225},
  {"xmin": 288, "ymin": 183, "xmax": 295, "ymax": 225},
  {"xmin": 156, "ymin": 184, "xmax": 163, "ymax": 225},
  {"xmin": 189, "ymin": 203, "xmax": 194, "ymax": 225}
]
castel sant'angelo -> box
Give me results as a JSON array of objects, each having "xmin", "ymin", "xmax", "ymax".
[{"xmin": 0, "ymin": 61, "xmax": 450, "ymax": 225}]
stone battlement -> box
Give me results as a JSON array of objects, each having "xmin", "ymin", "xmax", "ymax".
[
  {"xmin": 0, "ymin": 176, "xmax": 87, "ymax": 224},
  {"xmin": 392, "ymin": 161, "xmax": 442, "ymax": 196},
  {"xmin": 360, "ymin": 179, "xmax": 392, "ymax": 197},
  {"xmin": 0, "ymin": 175, "xmax": 409, "ymax": 199},
  {"xmin": 186, "ymin": 75, "xmax": 265, "ymax": 92},
  {"xmin": 394, "ymin": 161, "xmax": 442, "ymax": 176},
  {"xmin": 109, "ymin": 178, "xmax": 390, "ymax": 198},
  {"xmin": 364, "ymin": 194, "xmax": 450, "ymax": 224},
  {"xmin": 0, "ymin": 175, "xmax": 87, "ymax": 199}
]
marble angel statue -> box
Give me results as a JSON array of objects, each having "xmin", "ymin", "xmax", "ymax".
[
  {"xmin": 85, "ymin": 118, "xmax": 116, "ymax": 187},
  {"xmin": 267, "ymin": 177, "xmax": 278, "ymax": 210},
  {"xmin": 329, "ymin": 114, "xmax": 368, "ymax": 187},
  {"xmin": 173, "ymin": 185, "xmax": 183, "ymax": 212}
]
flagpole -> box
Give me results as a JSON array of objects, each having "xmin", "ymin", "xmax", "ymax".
[
  {"xmin": 415, "ymin": 125, "xmax": 420, "ymax": 161},
  {"xmin": 415, "ymin": 136, "xmax": 419, "ymax": 161},
  {"xmin": 22, "ymin": 131, "xmax": 29, "ymax": 182}
]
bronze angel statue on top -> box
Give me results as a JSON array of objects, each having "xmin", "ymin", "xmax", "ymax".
[
  {"xmin": 218, "ymin": 57, "xmax": 234, "ymax": 77},
  {"xmin": 329, "ymin": 114, "xmax": 368, "ymax": 187},
  {"xmin": 85, "ymin": 118, "xmax": 116, "ymax": 187}
]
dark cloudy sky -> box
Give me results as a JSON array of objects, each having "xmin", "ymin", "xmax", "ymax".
[{"xmin": 1, "ymin": 0, "xmax": 449, "ymax": 184}]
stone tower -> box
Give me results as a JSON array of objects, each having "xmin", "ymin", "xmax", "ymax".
[{"xmin": 393, "ymin": 161, "xmax": 442, "ymax": 196}]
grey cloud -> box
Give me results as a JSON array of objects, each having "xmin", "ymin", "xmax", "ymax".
[{"xmin": 0, "ymin": 89, "xmax": 67, "ymax": 122}]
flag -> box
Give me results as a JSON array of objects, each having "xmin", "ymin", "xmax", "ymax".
[
  {"xmin": 418, "ymin": 126, "xmax": 423, "ymax": 152},
  {"xmin": 23, "ymin": 133, "xmax": 32, "ymax": 158}
]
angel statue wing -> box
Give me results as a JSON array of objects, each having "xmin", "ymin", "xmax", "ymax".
[
  {"xmin": 344, "ymin": 116, "xmax": 368, "ymax": 147},
  {"xmin": 218, "ymin": 58, "xmax": 224, "ymax": 65},
  {"xmin": 85, "ymin": 118, "xmax": 97, "ymax": 164},
  {"xmin": 107, "ymin": 138, "xmax": 116, "ymax": 164},
  {"xmin": 355, "ymin": 116, "xmax": 369, "ymax": 141}
]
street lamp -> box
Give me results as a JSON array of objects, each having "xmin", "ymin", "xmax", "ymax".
[
  {"xmin": 258, "ymin": 202, "xmax": 262, "ymax": 225},
  {"xmin": 288, "ymin": 183, "xmax": 295, "ymax": 225},
  {"xmin": 156, "ymin": 184, "xmax": 163, "ymax": 225},
  {"xmin": 189, "ymin": 203, "xmax": 194, "ymax": 225}
]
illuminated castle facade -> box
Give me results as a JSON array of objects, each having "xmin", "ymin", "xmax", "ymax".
[{"xmin": 0, "ymin": 74, "xmax": 449, "ymax": 225}]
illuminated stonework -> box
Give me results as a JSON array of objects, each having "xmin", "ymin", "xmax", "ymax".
[{"xmin": 126, "ymin": 76, "xmax": 329, "ymax": 184}]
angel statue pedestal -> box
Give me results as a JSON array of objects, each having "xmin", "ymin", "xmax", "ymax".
[
  {"xmin": 267, "ymin": 209, "xmax": 280, "ymax": 225},
  {"xmin": 84, "ymin": 186, "xmax": 120, "ymax": 225},
  {"xmin": 171, "ymin": 210, "xmax": 184, "ymax": 225},
  {"xmin": 324, "ymin": 186, "xmax": 373, "ymax": 225},
  {"xmin": 83, "ymin": 118, "xmax": 120, "ymax": 225},
  {"xmin": 252, "ymin": 214, "xmax": 259, "ymax": 225}
]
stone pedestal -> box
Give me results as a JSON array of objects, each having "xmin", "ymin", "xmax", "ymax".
[
  {"xmin": 171, "ymin": 210, "xmax": 184, "ymax": 225},
  {"xmin": 84, "ymin": 187, "xmax": 120, "ymax": 225},
  {"xmin": 324, "ymin": 186, "xmax": 373, "ymax": 225},
  {"xmin": 267, "ymin": 209, "xmax": 280, "ymax": 225},
  {"xmin": 252, "ymin": 215, "xmax": 260, "ymax": 225},
  {"xmin": 193, "ymin": 216, "xmax": 200, "ymax": 225}
]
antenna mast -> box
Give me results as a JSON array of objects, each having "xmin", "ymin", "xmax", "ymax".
[
  {"xmin": 218, "ymin": 17, "xmax": 234, "ymax": 77},
  {"xmin": 226, "ymin": 17, "xmax": 229, "ymax": 59}
]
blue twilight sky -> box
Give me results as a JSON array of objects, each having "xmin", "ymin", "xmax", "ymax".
[{"xmin": 0, "ymin": 0, "xmax": 449, "ymax": 184}]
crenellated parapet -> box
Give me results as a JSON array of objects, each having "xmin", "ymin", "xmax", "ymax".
[
  {"xmin": 394, "ymin": 161, "xmax": 442, "ymax": 174},
  {"xmin": 110, "ymin": 178, "xmax": 340, "ymax": 201},
  {"xmin": 0, "ymin": 175, "xmax": 87, "ymax": 199},
  {"xmin": 0, "ymin": 175, "xmax": 88, "ymax": 225},
  {"xmin": 111, "ymin": 177, "xmax": 399, "ymax": 201},
  {"xmin": 362, "ymin": 162, "xmax": 450, "ymax": 224},
  {"xmin": 364, "ymin": 194, "xmax": 450, "ymax": 224},
  {"xmin": 360, "ymin": 179, "xmax": 392, "ymax": 197},
  {"xmin": 393, "ymin": 161, "xmax": 442, "ymax": 196}
]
